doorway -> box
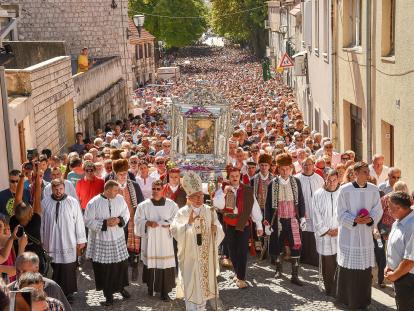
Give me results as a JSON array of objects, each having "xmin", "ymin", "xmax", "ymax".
[
  {"xmin": 381, "ymin": 120, "xmax": 394, "ymax": 166},
  {"xmin": 350, "ymin": 104, "xmax": 363, "ymax": 161}
]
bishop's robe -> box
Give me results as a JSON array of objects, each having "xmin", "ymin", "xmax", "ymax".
[{"xmin": 171, "ymin": 204, "xmax": 224, "ymax": 308}]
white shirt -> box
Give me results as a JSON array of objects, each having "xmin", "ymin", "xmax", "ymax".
[
  {"xmin": 295, "ymin": 173, "xmax": 325, "ymax": 232},
  {"xmin": 336, "ymin": 182, "xmax": 383, "ymax": 270},
  {"xmin": 213, "ymin": 186, "xmax": 263, "ymax": 230},
  {"xmin": 136, "ymin": 175, "xmax": 156, "ymax": 199},
  {"xmin": 312, "ymin": 188, "xmax": 340, "ymax": 256},
  {"xmin": 41, "ymin": 195, "xmax": 87, "ymax": 264},
  {"xmin": 369, "ymin": 164, "xmax": 389, "ymax": 185}
]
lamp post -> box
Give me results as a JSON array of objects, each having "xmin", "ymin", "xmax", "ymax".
[{"xmin": 133, "ymin": 14, "xmax": 145, "ymax": 37}]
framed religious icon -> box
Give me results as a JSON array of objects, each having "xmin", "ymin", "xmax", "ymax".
[
  {"xmin": 170, "ymin": 83, "xmax": 233, "ymax": 181},
  {"xmin": 186, "ymin": 118, "xmax": 215, "ymax": 154}
]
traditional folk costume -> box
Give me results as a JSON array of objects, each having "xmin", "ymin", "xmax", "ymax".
[
  {"xmin": 171, "ymin": 172, "xmax": 225, "ymax": 311},
  {"xmin": 134, "ymin": 197, "xmax": 179, "ymax": 299},
  {"xmin": 84, "ymin": 194, "xmax": 130, "ymax": 302},
  {"xmin": 312, "ymin": 186, "xmax": 340, "ymax": 296},
  {"xmin": 250, "ymin": 154, "xmax": 273, "ymax": 255},
  {"xmin": 41, "ymin": 194, "xmax": 87, "ymax": 296},
  {"xmin": 110, "ymin": 159, "xmax": 144, "ymax": 280},
  {"xmin": 295, "ymin": 172, "xmax": 324, "ymax": 267},
  {"xmin": 336, "ymin": 181, "xmax": 383, "ymax": 309},
  {"xmin": 163, "ymin": 183, "xmax": 187, "ymax": 208},
  {"xmin": 264, "ymin": 154, "xmax": 306, "ymax": 285},
  {"xmin": 213, "ymin": 179, "xmax": 263, "ymax": 284}
]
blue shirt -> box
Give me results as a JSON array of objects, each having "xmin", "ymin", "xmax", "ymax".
[{"xmin": 387, "ymin": 210, "xmax": 414, "ymax": 274}]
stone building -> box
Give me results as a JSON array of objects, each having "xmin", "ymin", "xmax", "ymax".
[
  {"xmin": 128, "ymin": 19, "xmax": 156, "ymax": 88},
  {"xmin": 7, "ymin": 0, "xmax": 133, "ymax": 95}
]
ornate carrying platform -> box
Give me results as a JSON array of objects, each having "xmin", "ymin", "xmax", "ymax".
[{"xmin": 170, "ymin": 82, "xmax": 233, "ymax": 181}]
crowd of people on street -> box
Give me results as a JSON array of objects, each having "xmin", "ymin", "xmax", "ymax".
[{"xmin": 0, "ymin": 46, "xmax": 412, "ymax": 311}]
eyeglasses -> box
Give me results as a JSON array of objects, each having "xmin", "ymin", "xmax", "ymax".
[
  {"xmin": 341, "ymin": 157, "xmax": 350, "ymax": 161},
  {"xmin": 85, "ymin": 169, "xmax": 94, "ymax": 173},
  {"xmin": 390, "ymin": 175, "xmax": 401, "ymax": 180},
  {"xmin": 156, "ymin": 161, "xmax": 165, "ymax": 165},
  {"xmin": 130, "ymin": 161, "xmax": 138, "ymax": 165},
  {"xmin": 152, "ymin": 187, "xmax": 163, "ymax": 191},
  {"xmin": 9, "ymin": 180, "xmax": 19, "ymax": 184}
]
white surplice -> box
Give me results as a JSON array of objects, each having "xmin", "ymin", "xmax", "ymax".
[
  {"xmin": 84, "ymin": 194, "xmax": 130, "ymax": 264},
  {"xmin": 41, "ymin": 195, "xmax": 87, "ymax": 264},
  {"xmin": 295, "ymin": 172, "xmax": 325, "ymax": 232},
  {"xmin": 43, "ymin": 180, "xmax": 78, "ymax": 201},
  {"xmin": 337, "ymin": 182, "xmax": 383, "ymax": 270},
  {"xmin": 134, "ymin": 198, "xmax": 178, "ymax": 269},
  {"xmin": 312, "ymin": 187, "xmax": 340, "ymax": 256},
  {"xmin": 171, "ymin": 204, "xmax": 224, "ymax": 308}
]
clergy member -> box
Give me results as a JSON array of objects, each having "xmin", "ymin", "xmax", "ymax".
[
  {"xmin": 336, "ymin": 161, "xmax": 383, "ymax": 309},
  {"xmin": 295, "ymin": 157, "xmax": 324, "ymax": 267},
  {"xmin": 41, "ymin": 178, "xmax": 87, "ymax": 303},
  {"xmin": 312, "ymin": 169, "xmax": 340, "ymax": 297},
  {"xmin": 264, "ymin": 153, "xmax": 306, "ymax": 286},
  {"xmin": 213, "ymin": 166, "xmax": 263, "ymax": 289},
  {"xmin": 171, "ymin": 171, "xmax": 225, "ymax": 311},
  {"xmin": 84, "ymin": 180, "xmax": 131, "ymax": 306},
  {"xmin": 134, "ymin": 179, "xmax": 179, "ymax": 301}
]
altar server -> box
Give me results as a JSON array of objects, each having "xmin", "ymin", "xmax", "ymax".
[
  {"xmin": 41, "ymin": 178, "xmax": 87, "ymax": 300},
  {"xmin": 312, "ymin": 169, "xmax": 340, "ymax": 297},
  {"xmin": 134, "ymin": 179, "xmax": 179, "ymax": 301},
  {"xmin": 336, "ymin": 161, "xmax": 383, "ymax": 309},
  {"xmin": 84, "ymin": 180, "xmax": 131, "ymax": 306}
]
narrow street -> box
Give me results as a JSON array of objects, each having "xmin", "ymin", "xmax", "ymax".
[{"xmin": 72, "ymin": 258, "xmax": 396, "ymax": 310}]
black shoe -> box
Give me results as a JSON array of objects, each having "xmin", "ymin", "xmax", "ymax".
[
  {"xmin": 160, "ymin": 293, "xmax": 170, "ymax": 301},
  {"xmin": 104, "ymin": 296, "xmax": 114, "ymax": 306},
  {"xmin": 66, "ymin": 294, "xmax": 74, "ymax": 304},
  {"xmin": 120, "ymin": 288, "xmax": 131, "ymax": 299},
  {"xmin": 148, "ymin": 289, "xmax": 154, "ymax": 297}
]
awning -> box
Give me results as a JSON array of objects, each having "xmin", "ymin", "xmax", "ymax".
[
  {"xmin": 289, "ymin": 4, "xmax": 301, "ymax": 16},
  {"xmin": 292, "ymin": 50, "xmax": 307, "ymax": 58}
]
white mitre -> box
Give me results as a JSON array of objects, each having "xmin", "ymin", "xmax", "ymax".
[{"xmin": 182, "ymin": 171, "xmax": 203, "ymax": 196}]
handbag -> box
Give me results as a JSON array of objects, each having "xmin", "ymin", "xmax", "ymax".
[{"xmin": 25, "ymin": 232, "xmax": 54, "ymax": 279}]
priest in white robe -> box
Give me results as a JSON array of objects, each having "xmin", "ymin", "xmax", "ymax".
[
  {"xmin": 312, "ymin": 169, "xmax": 340, "ymax": 297},
  {"xmin": 295, "ymin": 157, "xmax": 324, "ymax": 267},
  {"xmin": 336, "ymin": 162, "xmax": 383, "ymax": 309},
  {"xmin": 134, "ymin": 179, "xmax": 178, "ymax": 301},
  {"xmin": 171, "ymin": 171, "xmax": 224, "ymax": 311},
  {"xmin": 41, "ymin": 178, "xmax": 87, "ymax": 302},
  {"xmin": 84, "ymin": 180, "xmax": 131, "ymax": 306}
]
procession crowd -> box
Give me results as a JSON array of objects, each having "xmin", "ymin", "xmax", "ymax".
[{"xmin": 0, "ymin": 46, "xmax": 412, "ymax": 311}]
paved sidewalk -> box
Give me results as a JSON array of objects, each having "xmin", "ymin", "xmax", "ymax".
[{"xmin": 71, "ymin": 258, "xmax": 396, "ymax": 310}]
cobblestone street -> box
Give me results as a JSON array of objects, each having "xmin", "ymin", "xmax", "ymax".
[{"xmin": 71, "ymin": 258, "xmax": 396, "ymax": 310}]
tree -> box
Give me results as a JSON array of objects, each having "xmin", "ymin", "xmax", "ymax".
[
  {"xmin": 210, "ymin": 0, "xmax": 267, "ymax": 57},
  {"xmin": 129, "ymin": 0, "xmax": 208, "ymax": 48}
]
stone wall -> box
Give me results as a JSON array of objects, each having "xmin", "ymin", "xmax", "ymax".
[
  {"xmin": 75, "ymin": 80, "xmax": 127, "ymax": 137},
  {"xmin": 8, "ymin": 0, "xmax": 133, "ymax": 100},
  {"xmin": 5, "ymin": 56, "xmax": 75, "ymax": 153},
  {"xmin": 4, "ymin": 41, "xmax": 66, "ymax": 69}
]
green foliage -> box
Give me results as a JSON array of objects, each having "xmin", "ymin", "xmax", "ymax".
[
  {"xmin": 129, "ymin": 0, "xmax": 208, "ymax": 48},
  {"xmin": 209, "ymin": 0, "xmax": 267, "ymax": 56}
]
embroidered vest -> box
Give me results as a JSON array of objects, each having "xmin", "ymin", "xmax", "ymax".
[{"xmin": 223, "ymin": 184, "xmax": 254, "ymax": 230}]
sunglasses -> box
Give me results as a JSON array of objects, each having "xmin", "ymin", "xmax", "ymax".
[
  {"xmin": 152, "ymin": 187, "xmax": 163, "ymax": 191},
  {"xmin": 130, "ymin": 161, "xmax": 138, "ymax": 165},
  {"xmin": 341, "ymin": 157, "xmax": 350, "ymax": 161},
  {"xmin": 85, "ymin": 169, "xmax": 95, "ymax": 173},
  {"xmin": 156, "ymin": 161, "xmax": 165, "ymax": 165},
  {"xmin": 9, "ymin": 180, "xmax": 19, "ymax": 184}
]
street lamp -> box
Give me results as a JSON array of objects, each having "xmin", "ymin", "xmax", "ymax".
[{"xmin": 133, "ymin": 14, "xmax": 145, "ymax": 37}]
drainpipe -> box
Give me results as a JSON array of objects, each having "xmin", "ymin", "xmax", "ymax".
[
  {"xmin": 366, "ymin": 0, "xmax": 373, "ymax": 161},
  {"xmin": 332, "ymin": 0, "xmax": 339, "ymax": 148},
  {"xmin": 0, "ymin": 66, "xmax": 13, "ymax": 171}
]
